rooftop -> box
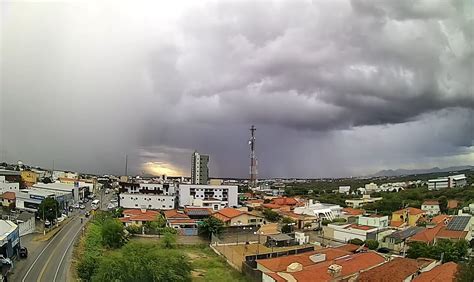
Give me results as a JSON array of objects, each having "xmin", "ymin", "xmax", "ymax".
[
  {"xmin": 389, "ymin": 226, "xmax": 424, "ymax": 240},
  {"xmin": 435, "ymin": 227, "xmax": 468, "ymax": 240},
  {"xmin": 358, "ymin": 258, "xmax": 427, "ymax": 282},
  {"xmin": 413, "ymin": 262, "xmax": 458, "ymax": 282},
  {"xmin": 272, "ymin": 197, "xmax": 299, "ymax": 206},
  {"xmin": 344, "ymin": 224, "xmax": 376, "ymax": 231},
  {"xmin": 1, "ymin": 192, "xmax": 16, "ymax": 200},
  {"xmin": 342, "ymin": 207, "xmax": 364, "ymax": 216},
  {"xmin": 163, "ymin": 210, "xmax": 189, "ymax": 219},
  {"xmin": 393, "ymin": 207, "xmax": 425, "ymax": 215},
  {"xmin": 212, "ymin": 208, "xmax": 244, "ymax": 222},
  {"xmin": 409, "ymin": 224, "xmax": 444, "ymax": 244},
  {"xmin": 0, "ymin": 220, "xmax": 17, "ymax": 240},
  {"xmin": 184, "ymin": 207, "xmax": 212, "ymax": 216},
  {"xmin": 422, "ymin": 200, "xmax": 439, "ymax": 205}
]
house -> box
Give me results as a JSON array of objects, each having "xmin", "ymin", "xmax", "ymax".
[
  {"xmin": 1, "ymin": 192, "xmax": 15, "ymax": 208},
  {"xmin": 277, "ymin": 210, "xmax": 318, "ymax": 229},
  {"xmin": 212, "ymin": 207, "xmax": 265, "ymax": 227},
  {"xmin": 0, "ymin": 176, "xmax": 19, "ymax": 194},
  {"xmin": 328, "ymin": 223, "xmax": 379, "ymax": 242},
  {"xmin": 357, "ymin": 257, "xmax": 437, "ymax": 282},
  {"xmin": 265, "ymin": 233, "xmax": 296, "ymax": 247},
  {"xmin": 119, "ymin": 209, "xmax": 160, "ymax": 227},
  {"xmin": 341, "ymin": 207, "xmax": 364, "ymax": 216},
  {"xmin": 435, "ymin": 215, "xmax": 473, "ymax": 242},
  {"xmin": 244, "ymin": 199, "xmax": 264, "ymax": 209},
  {"xmin": 119, "ymin": 182, "xmax": 176, "ymax": 210},
  {"xmin": 184, "ymin": 207, "xmax": 212, "ymax": 220},
  {"xmin": 265, "ymin": 252, "xmax": 386, "ymax": 282},
  {"xmin": 409, "ymin": 221, "xmax": 447, "ymax": 245},
  {"xmin": 447, "ymin": 200, "xmax": 459, "ymax": 210},
  {"xmin": 391, "ymin": 207, "xmax": 426, "ymax": 227},
  {"xmin": 421, "ymin": 200, "xmax": 440, "ymax": 216},
  {"xmin": 413, "ymin": 262, "xmax": 459, "ymax": 282},
  {"xmin": 163, "ymin": 210, "xmax": 198, "ymax": 236},
  {"xmin": 345, "ymin": 195, "xmax": 382, "ymax": 208},
  {"xmin": 261, "ymin": 197, "xmax": 300, "ymax": 210},
  {"xmin": 380, "ymin": 226, "xmax": 424, "ymax": 253}
]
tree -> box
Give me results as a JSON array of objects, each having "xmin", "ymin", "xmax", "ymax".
[
  {"xmin": 365, "ymin": 239, "xmax": 379, "ymax": 250},
  {"xmin": 456, "ymin": 258, "xmax": 474, "ymax": 282},
  {"xmin": 438, "ymin": 196, "xmax": 448, "ymax": 213},
  {"xmin": 101, "ymin": 218, "xmax": 126, "ymax": 248},
  {"xmin": 125, "ymin": 224, "xmax": 142, "ymax": 234},
  {"xmin": 38, "ymin": 197, "xmax": 60, "ymax": 222},
  {"xmin": 348, "ymin": 238, "xmax": 364, "ymax": 246},
  {"xmin": 407, "ymin": 240, "xmax": 468, "ymax": 263},
  {"xmin": 198, "ymin": 217, "xmax": 224, "ymax": 238},
  {"xmin": 304, "ymin": 222, "xmax": 312, "ymax": 229},
  {"xmin": 161, "ymin": 231, "xmax": 177, "ymax": 248},
  {"xmin": 145, "ymin": 214, "xmax": 166, "ymax": 233},
  {"xmin": 92, "ymin": 242, "xmax": 191, "ymax": 282},
  {"xmin": 263, "ymin": 209, "xmax": 281, "ymax": 222}
]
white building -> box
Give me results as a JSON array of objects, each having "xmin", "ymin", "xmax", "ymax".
[
  {"xmin": 0, "ymin": 176, "xmax": 19, "ymax": 194},
  {"xmin": 428, "ymin": 174, "xmax": 467, "ymax": 190},
  {"xmin": 358, "ymin": 215, "xmax": 389, "ymax": 228},
  {"xmin": 33, "ymin": 182, "xmax": 82, "ymax": 202},
  {"xmin": 119, "ymin": 182, "xmax": 177, "ymax": 210},
  {"xmin": 293, "ymin": 200, "xmax": 343, "ymax": 221},
  {"xmin": 329, "ymin": 223, "xmax": 378, "ymax": 242},
  {"xmin": 178, "ymin": 184, "xmax": 238, "ymax": 211},
  {"xmin": 338, "ymin": 186, "xmax": 350, "ymax": 194},
  {"xmin": 52, "ymin": 170, "xmax": 78, "ymax": 181},
  {"xmin": 15, "ymin": 188, "xmax": 69, "ymax": 212},
  {"xmin": 449, "ymin": 174, "xmax": 467, "ymax": 187},
  {"xmin": 364, "ymin": 183, "xmax": 378, "ymax": 192},
  {"xmin": 345, "ymin": 195, "xmax": 383, "ymax": 208},
  {"xmin": 421, "ymin": 200, "xmax": 440, "ymax": 216}
]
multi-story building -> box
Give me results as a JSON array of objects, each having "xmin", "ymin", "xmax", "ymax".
[
  {"xmin": 428, "ymin": 174, "xmax": 467, "ymax": 190},
  {"xmin": 421, "ymin": 200, "xmax": 440, "ymax": 216},
  {"xmin": 338, "ymin": 186, "xmax": 350, "ymax": 194},
  {"xmin": 0, "ymin": 176, "xmax": 19, "ymax": 194},
  {"xmin": 293, "ymin": 200, "xmax": 343, "ymax": 221},
  {"xmin": 178, "ymin": 184, "xmax": 238, "ymax": 211},
  {"xmin": 191, "ymin": 151, "xmax": 209, "ymax": 185},
  {"xmin": 118, "ymin": 182, "xmax": 176, "ymax": 210},
  {"xmin": 358, "ymin": 214, "xmax": 389, "ymax": 228},
  {"xmin": 20, "ymin": 170, "xmax": 38, "ymax": 187}
]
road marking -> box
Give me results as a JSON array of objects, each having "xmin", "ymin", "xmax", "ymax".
[
  {"xmin": 21, "ymin": 218, "xmax": 77, "ymax": 282},
  {"xmin": 37, "ymin": 218, "xmax": 80, "ymax": 282},
  {"xmin": 53, "ymin": 223, "xmax": 83, "ymax": 282}
]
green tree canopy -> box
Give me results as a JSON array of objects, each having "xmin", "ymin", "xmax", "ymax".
[
  {"xmin": 456, "ymin": 258, "xmax": 474, "ymax": 282},
  {"xmin": 92, "ymin": 242, "xmax": 191, "ymax": 282},
  {"xmin": 262, "ymin": 209, "xmax": 281, "ymax": 222},
  {"xmin": 407, "ymin": 239, "xmax": 468, "ymax": 262},
  {"xmin": 198, "ymin": 217, "xmax": 224, "ymax": 238},
  {"xmin": 101, "ymin": 218, "xmax": 127, "ymax": 248},
  {"xmin": 161, "ymin": 231, "xmax": 177, "ymax": 249},
  {"xmin": 365, "ymin": 239, "xmax": 379, "ymax": 250},
  {"xmin": 38, "ymin": 197, "xmax": 60, "ymax": 222}
]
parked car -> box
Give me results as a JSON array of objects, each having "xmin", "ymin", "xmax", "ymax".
[
  {"xmin": 87, "ymin": 194, "xmax": 95, "ymax": 199},
  {"xmin": 85, "ymin": 211, "xmax": 90, "ymax": 218},
  {"xmin": 84, "ymin": 198, "xmax": 89, "ymax": 203},
  {"xmin": 72, "ymin": 203, "xmax": 80, "ymax": 209},
  {"xmin": 79, "ymin": 205, "xmax": 86, "ymax": 209},
  {"xmin": 78, "ymin": 200, "xmax": 84, "ymax": 204},
  {"xmin": 44, "ymin": 220, "xmax": 51, "ymax": 228},
  {"xmin": 19, "ymin": 247, "xmax": 28, "ymax": 258},
  {"xmin": 105, "ymin": 189, "xmax": 110, "ymax": 194}
]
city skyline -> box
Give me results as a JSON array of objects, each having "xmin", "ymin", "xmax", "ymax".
[{"xmin": 1, "ymin": 1, "xmax": 473, "ymax": 178}]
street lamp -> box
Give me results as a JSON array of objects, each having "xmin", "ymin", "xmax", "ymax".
[
  {"xmin": 254, "ymin": 231, "xmax": 264, "ymax": 255},
  {"xmin": 233, "ymin": 222, "xmax": 243, "ymax": 245}
]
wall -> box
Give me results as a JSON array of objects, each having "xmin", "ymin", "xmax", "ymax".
[
  {"xmin": 0, "ymin": 182, "xmax": 19, "ymax": 194},
  {"xmin": 18, "ymin": 217, "xmax": 36, "ymax": 236},
  {"xmin": 119, "ymin": 193, "xmax": 175, "ymax": 210}
]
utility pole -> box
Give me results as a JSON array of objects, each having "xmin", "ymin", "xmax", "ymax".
[
  {"xmin": 249, "ymin": 125, "xmax": 258, "ymax": 188},
  {"xmin": 124, "ymin": 154, "xmax": 128, "ymax": 177}
]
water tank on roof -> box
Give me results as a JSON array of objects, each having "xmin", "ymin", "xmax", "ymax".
[
  {"xmin": 309, "ymin": 253, "xmax": 326, "ymax": 263},
  {"xmin": 286, "ymin": 262, "xmax": 303, "ymax": 272}
]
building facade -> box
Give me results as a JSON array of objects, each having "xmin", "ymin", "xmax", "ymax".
[
  {"xmin": 178, "ymin": 184, "xmax": 238, "ymax": 210},
  {"xmin": 421, "ymin": 200, "xmax": 440, "ymax": 216},
  {"xmin": 118, "ymin": 182, "xmax": 176, "ymax": 210},
  {"xmin": 20, "ymin": 170, "xmax": 38, "ymax": 187},
  {"xmin": 0, "ymin": 176, "xmax": 19, "ymax": 194},
  {"xmin": 191, "ymin": 151, "xmax": 209, "ymax": 185}
]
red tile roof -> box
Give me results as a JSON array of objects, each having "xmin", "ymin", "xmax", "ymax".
[
  {"xmin": 409, "ymin": 224, "xmax": 444, "ymax": 244},
  {"xmin": 1, "ymin": 192, "xmax": 15, "ymax": 200},
  {"xmin": 422, "ymin": 200, "xmax": 439, "ymax": 205},
  {"xmin": 390, "ymin": 220, "xmax": 405, "ymax": 227},
  {"xmin": 342, "ymin": 207, "xmax": 364, "ymax": 216},
  {"xmin": 212, "ymin": 208, "xmax": 245, "ymax": 222},
  {"xmin": 163, "ymin": 210, "xmax": 189, "ymax": 219},
  {"xmin": 262, "ymin": 203, "xmax": 283, "ymax": 210},
  {"xmin": 272, "ymin": 197, "xmax": 298, "ymax": 206},
  {"xmin": 413, "ymin": 262, "xmax": 459, "ymax": 282},
  {"xmin": 447, "ymin": 200, "xmax": 459, "ymax": 209},
  {"xmin": 246, "ymin": 199, "xmax": 264, "ymax": 204},
  {"xmin": 120, "ymin": 209, "xmax": 160, "ymax": 222},
  {"xmin": 335, "ymin": 244, "xmax": 364, "ymax": 253},
  {"xmin": 393, "ymin": 207, "xmax": 425, "ymax": 215},
  {"xmin": 358, "ymin": 258, "xmax": 421, "ymax": 282},
  {"xmin": 257, "ymin": 248, "xmax": 352, "ymax": 272},
  {"xmin": 291, "ymin": 252, "xmax": 386, "ymax": 282},
  {"xmin": 431, "ymin": 215, "xmax": 451, "ymax": 225},
  {"xmin": 435, "ymin": 227, "xmax": 468, "ymax": 240}
]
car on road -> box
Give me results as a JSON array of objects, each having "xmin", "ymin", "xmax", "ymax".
[
  {"xmin": 79, "ymin": 205, "xmax": 86, "ymax": 209},
  {"xmin": 84, "ymin": 198, "xmax": 89, "ymax": 203},
  {"xmin": 87, "ymin": 194, "xmax": 95, "ymax": 199},
  {"xmin": 72, "ymin": 203, "xmax": 80, "ymax": 209},
  {"xmin": 19, "ymin": 247, "xmax": 28, "ymax": 258},
  {"xmin": 78, "ymin": 199, "xmax": 84, "ymax": 204},
  {"xmin": 44, "ymin": 220, "xmax": 51, "ymax": 228},
  {"xmin": 85, "ymin": 211, "xmax": 90, "ymax": 218}
]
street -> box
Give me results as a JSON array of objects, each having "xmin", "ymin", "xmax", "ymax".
[
  {"xmin": 13, "ymin": 216, "xmax": 84, "ymax": 282},
  {"xmin": 11, "ymin": 190, "xmax": 114, "ymax": 282}
]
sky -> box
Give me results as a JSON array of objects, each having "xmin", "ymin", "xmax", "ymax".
[{"xmin": 1, "ymin": 0, "xmax": 473, "ymax": 178}]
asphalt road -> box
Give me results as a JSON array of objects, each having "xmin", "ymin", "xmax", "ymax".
[{"xmin": 20, "ymin": 216, "xmax": 84, "ymax": 282}]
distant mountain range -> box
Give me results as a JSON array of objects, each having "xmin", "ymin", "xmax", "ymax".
[{"xmin": 370, "ymin": 165, "xmax": 474, "ymax": 177}]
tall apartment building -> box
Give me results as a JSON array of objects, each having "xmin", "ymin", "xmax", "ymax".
[
  {"xmin": 191, "ymin": 151, "xmax": 209, "ymax": 185},
  {"xmin": 178, "ymin": 184, "xmax": 238, "ymax": 211}
]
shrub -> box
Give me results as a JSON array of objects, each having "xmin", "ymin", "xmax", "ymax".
[
  {"xmin": 348, "ymin": 238, "xmax": 364, "ymax": 246},
  {"xmin": 365, "ymin": 239, "xmax": 379, "ymax": 250},
  {"xmin": 125, "ymin": 224, "xmax": 142, "ymax": 234}
]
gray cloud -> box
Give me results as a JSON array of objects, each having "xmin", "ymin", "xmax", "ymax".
[{"xmin": 1, "ymin": 0, "xmax": 473, "ymax": 177}]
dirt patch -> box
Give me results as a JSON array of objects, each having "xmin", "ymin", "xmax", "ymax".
[{"xmin": 191, "ymin": 269, "xmax": 206, "ymax": 278}]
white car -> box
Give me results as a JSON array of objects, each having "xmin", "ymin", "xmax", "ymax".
[
  {"xmin": 72, "ymin": 203, "xmax": 80, "ymax": 209},
  {"xmin": 79, "ymin": 205, "xmax": 86, "ymax": 209}
]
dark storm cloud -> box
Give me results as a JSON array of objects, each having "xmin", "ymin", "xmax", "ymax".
[{"xmin": 1, "ymin": 0, "xmax": 473, "ymax": 177}]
